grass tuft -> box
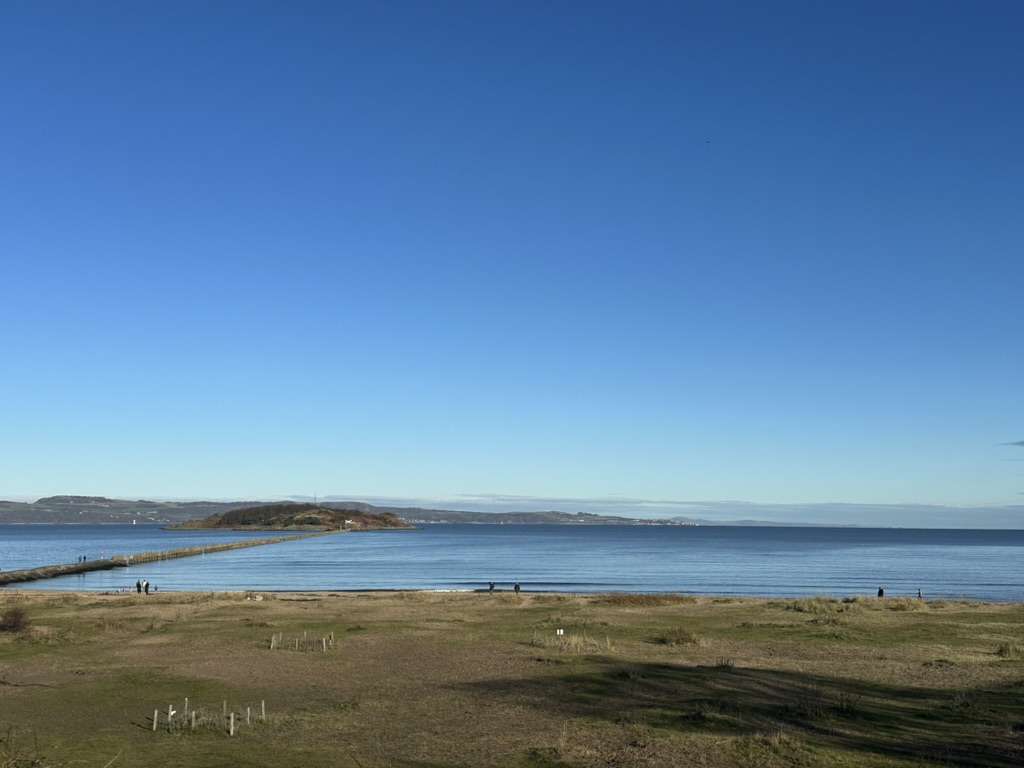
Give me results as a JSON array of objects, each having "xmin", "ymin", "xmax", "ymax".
[
  {"xmin": 995, "ymin": 642, "xmax": 1023, "ymax": 659},
  {"xmin": 530, "ymin": 631, "xmax": 614, "ymax": 655},
  {"xmin": 835, "ymin": 691, "xmax": 863, "ymax": 717},
  {"xmin": 651, "ymin": 627, "xmax": 701, "ymax": 646},
  {"xmin": 786, "ymin": 687, "xmax": 828, "ymax": 721},
  {"xmin": 784, "ymin": 597, "xmax": 850, "ymax": 615},
  {"xmin": 733, "ymin": 728, "xmax": 808, "ymax": 764},
  {"xmin": 0, "ymin": 607, "xmax": 30, "ymax": 633}
]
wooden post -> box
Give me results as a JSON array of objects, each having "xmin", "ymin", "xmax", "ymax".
[
  {"xmin": 191, "ymin": 711, "xmax": 196, "ymax": 731},
  {"xmin": 184, "ymin": 696, "xmax": 189, "ymax": 717},
  {"xmin": 153, "ymin": 709, "xmax": 158, "ymax": 731},
  {"xmin": 261, "ymin": 700, "xmax": 266, "ymax": 721},
  {"xmin": 229, "ymin": 711, "xmax": 235, "ymax": 737},
  {"xmin": 246, "ymin": 706, "xmax": 251, "ymax": 725}
]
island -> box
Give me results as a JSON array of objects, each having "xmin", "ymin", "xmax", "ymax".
[{"xmin": 170, "ymin": 502, "xmax": 413, "ymax": 531}]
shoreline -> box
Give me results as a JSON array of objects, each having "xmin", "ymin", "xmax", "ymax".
[{"xmin": 3, "ymin": 587, "xmax": 1017, "ymax": 604}]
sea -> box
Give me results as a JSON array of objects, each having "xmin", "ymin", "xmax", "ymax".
[{"xmin": 3, "ymin": 524, "xmax": 1024, "ymax": 600}]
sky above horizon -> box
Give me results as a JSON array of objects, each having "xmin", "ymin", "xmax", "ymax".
[{"xmin": 1, "ymin": 2, "xmax": 1022, "ymax": 520}]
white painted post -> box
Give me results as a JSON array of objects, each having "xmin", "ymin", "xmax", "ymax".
[
  {"xmin": 246, "ymin": 706, "xmax": 251, "ymax": 725},
  {"xmin": 261, "ymin": 699, "xmax": 266, "ymax": 721},
  {"xmin": 229, "ymin": 711, "xmax": 235, "ymax": 736},
  {"xmin": 323, "ymin": 637, "xmax": 327, "ymax": 653},
  {"xmin": 184, "ymin": 697, "xmax": 189, "ymax": 717},
  {"xmin": 153, "ymin": 709, "xmax": 158, "ymax": 731},
  {"xmin": 191, "ymin": 711, "xmax": 196, "ymax": 730}
]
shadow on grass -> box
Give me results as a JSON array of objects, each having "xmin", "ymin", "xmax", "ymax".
[{"xmin": 458, "ymin": 660, "xmax": 1024, "ymax": 767}]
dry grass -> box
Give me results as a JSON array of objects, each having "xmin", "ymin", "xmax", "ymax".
[
  {"xmin": 595, "ymin": 594, "xmax": 697, "ymax": 607},
  {"xmin": 1, "ymin": 591, "xmax": 1023, "ymax": 768},
  {"xmin": 882, "ymin": 597, "xmax": 928, "ymax": 611},
  {"xmin": 0, "ymin": 726, "xmax": 65, "ymax": 768}
]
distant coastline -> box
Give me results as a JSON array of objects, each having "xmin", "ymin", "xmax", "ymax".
[
  {"xmin": 0, "ymin": 495, "xmax": 853, "ymax": 528},
  {"xmin": 3, "ymin": 495, "xmax": 1021, "ymax": 529}
]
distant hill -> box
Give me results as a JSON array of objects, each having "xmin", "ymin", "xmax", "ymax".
[
  {"xmin": 175, "ymin": 502, "xmax": 411, "ymax": 531},
  {"xmin": 0, "ymin": 495, "xmax": 786, "ymax": 526},
  {"xmin": 0, "ymin": 496, "xmax": 274, "ymax": 524}
]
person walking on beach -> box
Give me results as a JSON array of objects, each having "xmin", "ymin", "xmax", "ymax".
[
  {"xmin": 136, "ymin": 580, "xmax": 142, "ymax": 594},
  {"xmin": 877, "ymin": 586, "xmax": 884, "ymax": 598},
  {"xmin": 917, "ymin": 588, "xmax": 923, "ymax": 600},
  {"xmin": 488, "ymin": 581, "xmax": 495, "ymax": 593},
  {"xmin": 514, "ymin": 582, "xmax": 521, "ymax": 595},
  {"xmin": 143, "ymin": 580, "xmax": 150, "ymax": 595}
]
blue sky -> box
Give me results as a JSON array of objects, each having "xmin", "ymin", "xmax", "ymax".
[{"xmin": 1, "ymin": 2, "xmax": 1022, "ymax": 519}]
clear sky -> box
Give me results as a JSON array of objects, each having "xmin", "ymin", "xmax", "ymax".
[{"xmin": 1, "ymin": 2, "xmax": 1022, "ymax": 518}]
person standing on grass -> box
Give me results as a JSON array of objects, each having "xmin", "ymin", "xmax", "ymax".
[
  {"xmin": 877, "ymin": 586, "xmax": 884, "ymax": 598},
  {"xmin": 136, "ymin": 579, "xmax": 142, "ymax": 594}
]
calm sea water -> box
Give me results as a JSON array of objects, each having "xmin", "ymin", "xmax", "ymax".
[{"xmin": 4, "ymin": 524, "xmax": 1024, "ymax": 600}]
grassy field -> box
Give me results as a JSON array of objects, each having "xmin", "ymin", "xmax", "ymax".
[{"xmin": 1, "ymin": 591, "xmax": 1022, "ymax": 767}]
